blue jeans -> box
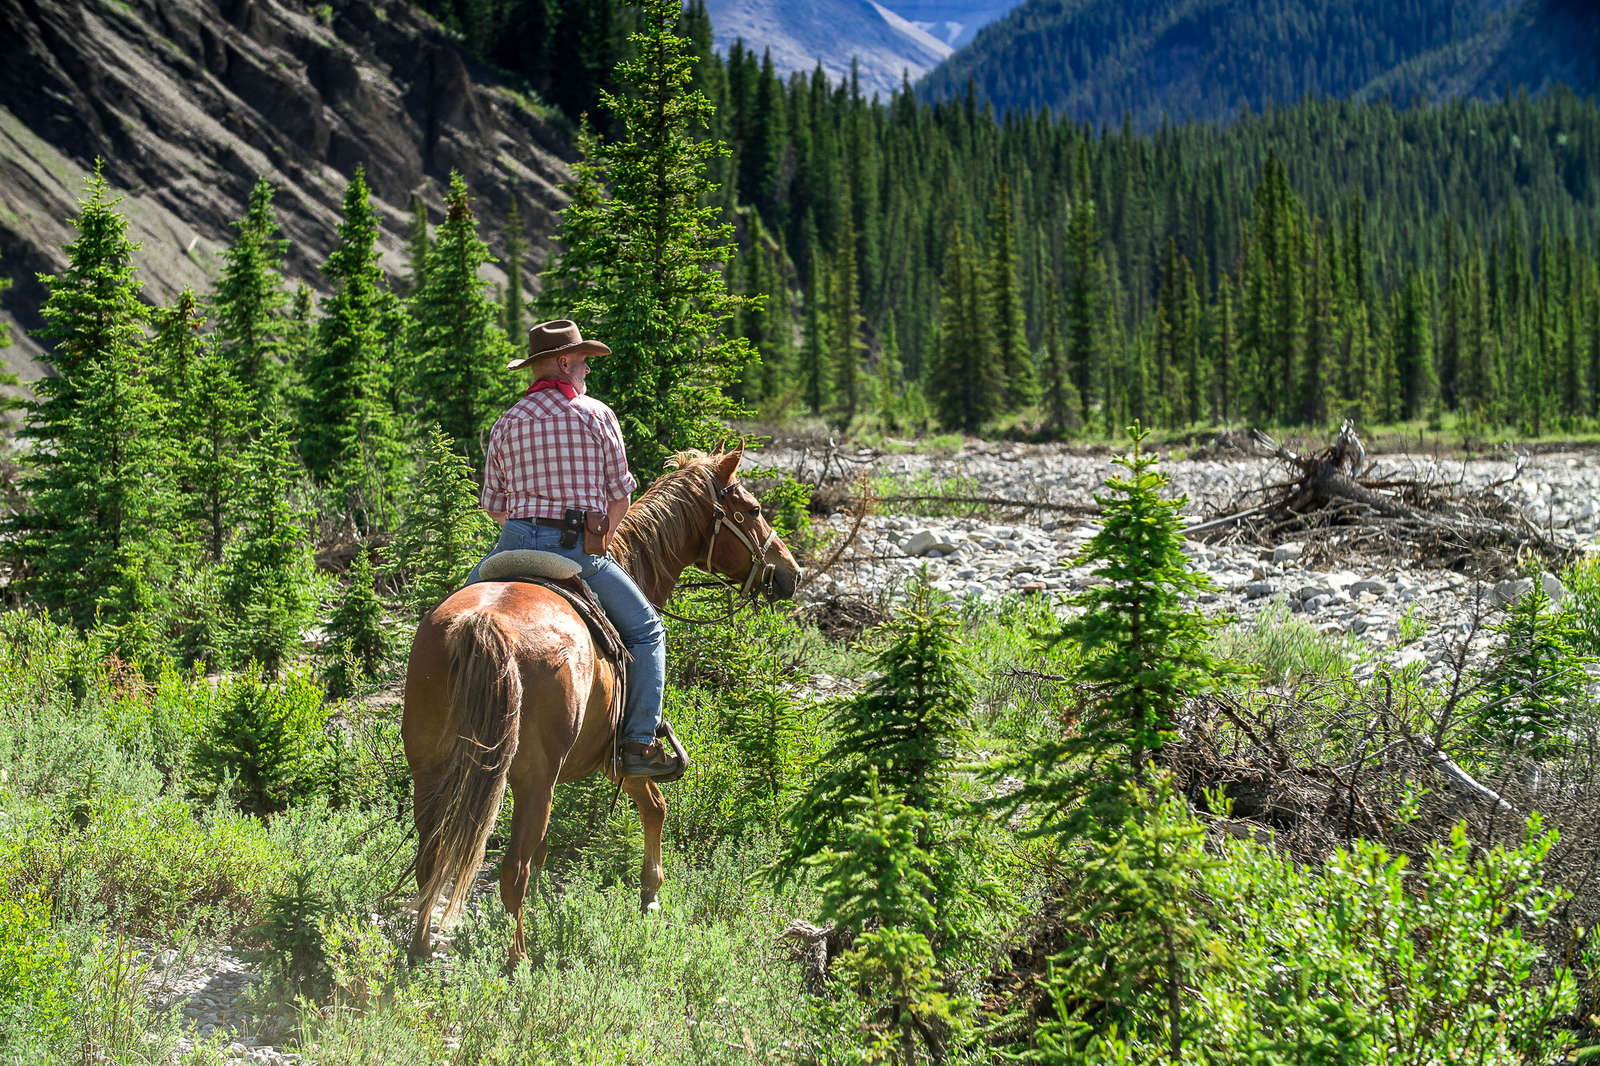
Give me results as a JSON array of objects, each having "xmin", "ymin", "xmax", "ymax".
[{"xmin": 466, "ymin": 520, "xmax": 665, "ymax": 746}]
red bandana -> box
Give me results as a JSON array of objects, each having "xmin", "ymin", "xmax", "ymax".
[{"xmin": 525, "ymin": 377, "xmax": 577, "ymax": 400}]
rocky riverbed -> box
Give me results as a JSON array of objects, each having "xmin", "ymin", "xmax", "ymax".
[{"xmin": 772, "ymin": 438, "xmax": 1600, "ymax": 686}]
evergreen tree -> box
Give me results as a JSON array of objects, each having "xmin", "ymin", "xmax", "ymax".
[
  {"xmin": 407, "ymin": 171, "xmax": 516, "ymax": 469},
  {"xmin": 0, "ymin": 262, "xmax": 18, "ymax": 422},
  {"xmin": 299, "ymin": 167, "xmax": 407, "ymax": 531},
  {"xmin": 212, "ymin": 176, "xmax": 290, "ymax": 411},
  {"xmin": 405, "ymin": 194, "xmax": 430, "ymax": 297},
  {"xmin": 774, "ymin": 574, "xmax": 976, "ymax": 943},
  {"xmin": 540, "ymin": 0, "xmax": 752, "ymax": 471},
  {"xmin": 151, "ymin": 292, "xmax": 251, "ymax": 563},
  {"xmin": 988, "ymin": 177, "xmax": 1036, "ymax": 410},
  {"xmin": 929, "ymin": 229, "xmax": 994, "ymax": 432},
  {"xmin": 873, "ymin": 313, "xmax": 905, "ymax": 431},
  {"xmin": 1063, "ymin": 172, "xmax": 1102, "ymax": 425},
  {"xmin": 217, "ymin": 419, "xmax": 316, "ymax": 675},
  {"xmin": 324, "ymin": 547, "xmax": 392, "ymax": 698},
  {"xmin": 830, "ymin": 204, "xmax": 866, "ymax": 427},
  {"xmin": 1394, "ymin": 271, "xmax": 1437, "ymax": 419},
  {"xmin": 12, "ymin": 167, "xmax": 173, "ymax": 629},
  {"xmin": 281, "ymin": 282, "xmax": 315, "ymax": 413},
  {"xmin": 800, "ymin": 250, "xmax": 832, "ymax": 414},
  {"xmin": 502, "ymin": 195, "xmax": 526, "ymax": 347},
  {"xmin": 191, "ymin": 666, "xmax": 323, "ymax": 817},
  {"xmin": 386, "ymin": 425, "xmax": 499, "ymax": 618}
]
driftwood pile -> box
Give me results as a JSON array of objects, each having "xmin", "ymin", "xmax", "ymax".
[{"xmin": 1190, "ymin": 422, "xmax": 1577, "ymax": 575}]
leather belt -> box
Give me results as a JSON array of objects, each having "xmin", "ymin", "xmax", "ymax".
[{"xmin": 532, "ymin": 517, "xmax": 570, "ymax": 531}]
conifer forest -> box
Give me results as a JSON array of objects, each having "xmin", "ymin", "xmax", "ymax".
[{"xmin": 2, "ymin": 0, "xmax": 1600, "ymax": 1062}]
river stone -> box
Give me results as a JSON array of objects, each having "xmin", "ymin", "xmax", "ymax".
[
  {"xmin": 1350, "ymin": 579, "xmax": 1388, "ymax": 598},
  {"xmin": 1273, "ymin": 542, "xmax": 1305, "ymax": 564},
  {"xmin": 903, "ymin": 530, "xmax": 957, "ymax": 557},
  {"xmin": 1541, "ymin": 572, "xmax": 1568, "ymax": 604},
  {"xmin": 1489, "ymin": 577, "xmax": 1533, "ymax": 607},
  {"xmin": 1244, "ymin": 580, "xmax": 1275, "ymax": 599}
]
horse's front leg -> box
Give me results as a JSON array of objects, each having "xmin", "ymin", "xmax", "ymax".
[{"xmin": 623, "ymin": 777, "xmax": 666, "ymax": 912}]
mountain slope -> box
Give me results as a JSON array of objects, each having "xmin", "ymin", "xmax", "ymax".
[
  {"xmin": 1361, "ymin": 0, "xmax": 1600, "ymax": 105},
  {"xmin": 705, "ymin": 0, "xmax": 951, "ymax": 98},
  {"xmin": 916, "ymin": 0, "xmax": 1519, "ymax": 127},
  {"xmin": 0, "ymin": 0, "xmax": 571, "ymax": 382}
]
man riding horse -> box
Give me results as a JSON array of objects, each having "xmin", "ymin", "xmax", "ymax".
[
  {"xmin": 404, "ymin": 319, "xmax": 800, "ymax": 965},
  {"xmin": 466, "ymin": 319, "xmax": 680, "ymax": 779}
]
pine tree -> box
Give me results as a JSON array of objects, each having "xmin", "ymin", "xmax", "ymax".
[
  {"xmin": 386, "ymin": 425, "xmax": 499, "ymax": 618},
  {"xmin": 539, "ymin": 0, "xmax": 752, "ymax": 471},
  {"xmin": 151, "ymin": 292, "xmax": 251, "ymax": 562},
  {"xmin": 989, "ymin": 177, "xmax": 1037, "ymax": 410},
  {"xmin": 404, "ymin": 194, "xmax": 430, "ymax": 297},
  {"xmin": 12, "ymin": 167, "xmax": 174, "ymax": 629},
  {"xmin": 217, "ymin": 418, "xmax": 316, "ymax": 675},
  {"xmin": 873, "ymin": 313, "xmax": 905, "ymax": 431},
  {"xmin": 830, "ymin": 204, "xmax": 866, "ymax": 427},
  {"xmin": 929, "ymin": 229, "xmax": 995, "ymax": 432},
  {"xmin": 212, "ymin": 176, "xmax": 290, "ymax": 411},
  {"xmin": 324, "ymin": 547, "xmax": 392, "ymax": 698},
  {"xmin": 407, "ymin": 171, "xmax": 516, "ymax": 470},
  {"xmin": 800, "ymin": 249, "xmax": 832, "ymax": 415},
  {"xmin": 502, "ymin": 195, "xmax": 526, "ymax": 348},
  {"xmin": 774, "ymin": 574, "xmax": 973, "ymax": 898},
  {"xmin": 299, "ymin": 167, "xmax": 407, "ymax": 531},
  {"xmin": 1064, "ymin": 146, "xmax": 1102, "ymax": 425}
]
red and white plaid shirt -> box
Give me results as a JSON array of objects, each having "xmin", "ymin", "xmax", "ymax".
[{"xmin": 480, "ymin": 390, "xmax": 637, "ymax": 520}]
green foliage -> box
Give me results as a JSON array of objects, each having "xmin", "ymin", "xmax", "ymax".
[
  {"xmin": 216, "ymin": 419, "xmax": 317, "ymax": 674},
  {"xmin": 1471, "ymin": 575, "xmax": 1592, "ymax": 757},
  {"xmin": 995, "ymin": 427, "xmax": 1238, "ymax": 849},
  {"xmin": 212, "ymin": 175, "xmax": 290, "ymax": 410},
  {"xmin": 323, "ymin": 549, "xmax": 393, "ymax": 699},
  {"xmin": 11, "ymin": 166, "xmax": 174, "ymax": 630},
  {"xmin": 809, "ymin": 769, "xmax": 967, "ymax": 1066},
  {"xmin": 1211, "ymin": 600, "xmax": 1360, "ymax": 687},
  {"xmin": 0, "ymin": 893, "xmax": 76, "ymax": 1041},
  {"xmin": 298, "ymin": 166, "xmax": 408, "ymax": 531},
  {"xmin": 407, "ymin": 171, "xmax": 517, "ymax": 470},
  {"xmin": 386, "ymin": 425, "xmax": 498, "ymax": 619},
  {"xmin": 190, "ymin": 665, "xmax": 327, "ymax": 817},
  {"xmin": 253, "ymin": 866, "xmax": 333, "ymax": 1000},
  {"xmin": 1563, "ymin": 553, "xmax": 1600, "ymax": 658},
  {"xmin": 539, "ymin": 0, "xmax": 751, "ymax": 469},
  {"xmin": 1037, "ymin": 778, "xmax": 1216, "ymax": 1062}
]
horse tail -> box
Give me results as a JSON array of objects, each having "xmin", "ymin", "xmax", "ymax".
[{"xmin": 415, "ymin": 608, "xmax": 523, "ymax": 931}]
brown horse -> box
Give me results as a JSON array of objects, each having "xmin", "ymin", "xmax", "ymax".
[{"xmin": 402, "ymin": 447, "xmax": 800, "ymax": 966}]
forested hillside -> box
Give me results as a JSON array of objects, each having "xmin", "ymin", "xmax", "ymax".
[
  {"xmin": 696, "ymin": 55, "xmax": 1600, "ymax": 435},
  {"xmin": 915, "ymin": 0, "xmax": 1599, "ymax": 130}
]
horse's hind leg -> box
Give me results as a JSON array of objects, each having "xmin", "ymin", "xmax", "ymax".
[
  {"xmin": 408, "ymin": 766, "xmax": 444, "ymax": 961},
  {"xmin": 501, "ymin": 770, "xmax": 557, "ymax": 970},
  {"xmin": 623, "ymin": 777, "xmax": 667, "ymax": 913}
]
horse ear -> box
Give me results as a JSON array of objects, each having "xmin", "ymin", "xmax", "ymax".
[
  {"xmin": 712, "ymin": 435, "xmax": 729, "ymax": 455},
  {"xmin": 713, "ymin": 446, "xmax": 742, "ymax": 487}
]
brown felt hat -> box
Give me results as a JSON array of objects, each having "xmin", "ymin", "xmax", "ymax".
[{"xmin": 507, "ymin": 319, "xmax": 612, "ymax": 370}]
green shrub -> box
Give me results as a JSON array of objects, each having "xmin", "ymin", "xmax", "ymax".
[
  {"xmin": 322, "ymin": 549, "xmax": 394, "ymax": 698},
  {"xmin": 1471, "ymin": 576, "xmax": 1592, "ymax": 758},
  {"xmin": 1213, "ymin": 600, "xmax": 1358, "ymax": 687},
  {"xmin": 0, "ymin": 893, "xmax": 76, "ymax": 1042},
  {"xmin": 1561, "ymin": 553, "xmax": 1600, "ymax": 658},
  {"xmin": 190, "ymin": 664, "xmax": 329, "ymax": 816}
]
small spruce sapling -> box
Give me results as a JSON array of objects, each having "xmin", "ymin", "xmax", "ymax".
[
  {"xmin": 806, "ymin": 767, "xmax": 966, "ymax": 1066},
  {"xmin": 1472, "ymin": 574, "xmax": 1591, "ymax": 759},
  {"xmin": 990, "ymin": 425, "xmax": 1240, "ymax": 1063},
  {"xmin": 385, "ymin": 425, "xmax": 498, "ymax": 618},
  {"xmin": 324, "ymin": 549, "xmax": 391, "ymax": 698}
]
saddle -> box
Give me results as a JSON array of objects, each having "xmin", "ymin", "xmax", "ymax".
[{"xmin": 474, "ymin": 550, "xmax": 688, "ymax": 782}]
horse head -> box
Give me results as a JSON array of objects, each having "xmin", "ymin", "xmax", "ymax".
[{"xmin": 700, "ymin": 447, "xmax": 801, "ymax": 601}]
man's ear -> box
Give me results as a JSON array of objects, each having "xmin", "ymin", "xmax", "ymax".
[{"xmin": 713, "ymin": 446, "xmax": 743, "ymax": 487}]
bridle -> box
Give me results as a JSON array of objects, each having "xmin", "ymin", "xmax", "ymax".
[{"xmin": 660, "ymin": 477, "xmax": 782, "ymax": 624}]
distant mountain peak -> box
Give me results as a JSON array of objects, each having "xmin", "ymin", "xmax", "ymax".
[{"xmin": 704, "ymin": 0, "xmax": 1019, "ymax": 97}]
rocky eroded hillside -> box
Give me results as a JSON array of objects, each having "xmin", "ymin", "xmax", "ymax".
[{"xmin": 0, "ymin": 0, "xmax": 572, "ymax": 382}]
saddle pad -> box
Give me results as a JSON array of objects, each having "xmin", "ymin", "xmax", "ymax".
[{"xmin": 479, "ymin": 549, "xmax": 582, "ymax": 582}]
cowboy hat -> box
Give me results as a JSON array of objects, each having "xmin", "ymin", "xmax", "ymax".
[{"xmin": 506, "ymin": 319, "xmax": 612, "ymax": 370}]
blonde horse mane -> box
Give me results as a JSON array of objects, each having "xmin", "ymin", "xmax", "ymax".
[{"xmin": 609, "ymin": 449, "xmax": 722, "ymax": 602}]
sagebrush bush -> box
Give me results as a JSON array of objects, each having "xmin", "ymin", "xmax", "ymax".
[{"xmin": 0, "ymin": 894, "xmax": 76, "ymax": 1043}]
